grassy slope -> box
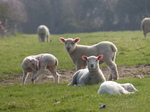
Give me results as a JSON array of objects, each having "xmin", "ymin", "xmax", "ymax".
[{"xmin": 0, "ymin": 31, "xmax": 150, "ymax": 111}]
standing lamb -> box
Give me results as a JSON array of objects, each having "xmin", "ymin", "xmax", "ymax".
[
  {"xmin": 68, "ymin": 55, "xmax": 106, "ymax": 86},
  {"xmin": 141, "ymin": 18, "xmax": 150, "ymax": 37},
  {"xmin": 21, "ymin": 53, "xmax": 60, "ymax": 85},
  {"xmin": 60, "ymin": 37, "xmax": 118, "ymax": 80},
  {"xmin": 37, "ymin": 25, "xmax": 50, "ymax": 42},
  {"xmin": 98, "ymin": 81, "xmax": 138, "ymax": 94}
]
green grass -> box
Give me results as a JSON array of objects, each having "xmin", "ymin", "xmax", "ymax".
[
  {"xmin": 0, "ymin": 31, "xmax": 150, "ymax": 77},
  {"xmin": 0, "ymin": 31, "xmax": 150, "ymax": 111},
  {"xmin": 0, "ymin": 76, "xmax": 150, "ymax": 112}
]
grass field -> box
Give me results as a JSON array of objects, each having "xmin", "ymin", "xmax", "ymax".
[{"xmin": 0, "ymin": 31, "xmax": 150, "ymax": 111}]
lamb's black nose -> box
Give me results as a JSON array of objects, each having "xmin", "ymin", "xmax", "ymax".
[
  {"xmin": 66, "ymin": 47, "xmax": 70, "ymax": 51},
  {"xmin": 91, "ymin": 64, "xmax": 94, "ymax": 68}
]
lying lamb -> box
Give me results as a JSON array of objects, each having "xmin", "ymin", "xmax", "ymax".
[
  {"xmin": 60, "ymin": 37, "xmax": 118, "ymax": 80},
  {"xmin": 141, "ymin": 18, "xmax": 150, "ymax": 37},
  {"xmin": 37, "ymin": 25, "xmax": 50, "ymax": 42},
  {"xmin": 68, "ymin": 55, "xmax": 106, "ymax": 86},
  {"xmin": 21, "ymin": 53, "xmax": 60, "ymax": 85},
  {"xmin": 98, "ymin": 81, "xmax": 138, "ymax": 94}
]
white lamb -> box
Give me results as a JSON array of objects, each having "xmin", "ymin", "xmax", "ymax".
[
  {"xmin": 68, "ymin": 55, "xmax": 106, "ymax": 86},
  {"xmin": 98, "ymin": 81, "xmax": 138, "ymax": 94},
  {"xmin": 141, "ymin": 18, "xmax": 150, "ymax": 37},
  {"xmin": 37, "ymin": 25, "xmax": 50, "ymax": 42},
  {"xmin": 21, "ymin": 53, "xmax": 60, "ymax": 85},
  {"xmin": 60, "ymin": 37, "xmax": 118, "ymax": 80}
]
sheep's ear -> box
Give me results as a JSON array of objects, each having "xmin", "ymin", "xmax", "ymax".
[
  {"xmin": 82, "ymin": 56, "xmax": 87, "ymax": 61},
  {"xmin": 59, "ymin": 37, "xmax": 65, "ymax": 43},
  {"xmin": 74, "ymin": 38, "xmax": 80, "ymax": 43},
  {"xmin": 97, "ymin": 55, "xmax": 103, "ymax": 60}
]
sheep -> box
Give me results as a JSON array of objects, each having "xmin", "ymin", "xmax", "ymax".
[
  {"xmin": 37, "ymin": 25, "xmax": 50, "ymax": 42},
  {"xmin": 21, "ymin": 53, "xmax": 60, "ymax": 85},
  {"xmin": 97, "ymin": 81, "xmax": 138, "ymax": 95},
  {"xmin": 60, "ymin": 37, "xmax": 118, "ymax": 80},
  {"xmin": 68, "ymin": 55, "xmax": 106, "ymax": 86},
  {"xmin": 141, "ymin": 18, "xmax": 150, "ymax": 37}
]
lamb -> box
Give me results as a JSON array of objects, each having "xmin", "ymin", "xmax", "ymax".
[
  {"xmin": 37, "ymin": 25, "xmax": 50, "ymax": 42},
  {"xmin": 60, "ymin": 37, "xmax": 118, "ymax": 80},
  {"xmin": 141, "ymin": 18, "xmax": 150, "ymax": 37},
  {"xmin": 68, "ymin": 55, "xmax": 106, "ymax": 86},
  {"xmin": 21, "ymin": 53, "xmax": 60, "ymax": 85},
  {"xmin": 98, "ymin": 81, "xmax": 138, "ymax": 94}
]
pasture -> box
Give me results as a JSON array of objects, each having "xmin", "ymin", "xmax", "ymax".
[{"xmin": 0, "ymin": 31, "xmax": 150, "ymax": 111}]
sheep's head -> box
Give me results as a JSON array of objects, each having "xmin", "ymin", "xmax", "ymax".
[
  {"xmin": 121, "ymin": 83, "xmax": 138, "ymax": 92},
  {"xmin": 59, "ymin": 37, "xmax": 80, "ymax": 53},
  {"xmin": 26, "ymin": 58, "xmax": 40, "ymax": 71},
  {"xmin": 82, "ymin": 55, "xmax": 103, "ymax": 71}
]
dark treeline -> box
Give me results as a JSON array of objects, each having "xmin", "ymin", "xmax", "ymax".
[{"xmin": 1, "ymin": 0, "xmax": 150, "ymax": 34}]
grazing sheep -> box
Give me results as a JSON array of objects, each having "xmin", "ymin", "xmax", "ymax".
[
  {"xmin": 68, "ymin": 55, "xmax": 106, "ymax": 86},
  {"xmin": 60, "ymin": 37, "xmax": 118, "ymax": 80},
  {"xmin": 98, "ymin": 81, "xmax": 138, "ymax": 94},
  {"xmin": 141, "ymin": 18, "xmax": 150, "ymax": 37},
  {"xmin": 21, "ymin": 53, "xmax": 60, "ymax": 85},
  {"xmin": 37, "ymin": 25, "xmax": 50, "ymax": 42}
]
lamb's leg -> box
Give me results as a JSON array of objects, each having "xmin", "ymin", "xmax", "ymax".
[
  {"xmin": 46, "ymin": 35, "xmax": 49, "ymax": 42},
  {"xmin": 144, "ymin": 31, "xmax": 147, "ymax": 37},
  {"xmin": 106, "ymin": 61, "xmax": 118, "ymax": 80},
  {"xmin": 22, "ymin": 72, "xmax": 29, "ymax": 85},
  {"xmin": 78, "ymin": 78, "xmax": 86, "ymax": 86},
  {"xmin": 41, "ymin": 37, "xmax": 45, "ymax": 42},
  {"xmin": 48, "ymin": 66, "xmax": 59, "ymax": 83},
  {"xmin": 31, "ymin": 67, "xmax": 46, "ymax": 83},
  {"xmin": 38, "ymin": 36, "xmax": 41, "ymax": 42}
]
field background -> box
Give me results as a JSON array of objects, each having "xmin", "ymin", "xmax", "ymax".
[{"xmin": 0, "ymin": 31, "xmax": 150, "ymax": 112}]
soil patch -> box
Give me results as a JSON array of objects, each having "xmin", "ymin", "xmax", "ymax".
[{"xmin": 1, "ymin": 65, "xmax": 150, "ymax": 86}]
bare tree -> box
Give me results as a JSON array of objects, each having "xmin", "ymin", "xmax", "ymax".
[{"xmin": 0, "ymin": 0, "xmax": 27, "ymax": 36}]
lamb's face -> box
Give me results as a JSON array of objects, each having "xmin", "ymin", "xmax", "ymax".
[
  {"xmin": 121, "ymin": 83, "xmax": 138, "ymax": 92},
  {"xmin": 38, "ymin": 26, "xmax": 46, "ymax": 33},
  {"xmin": 82, "ymin": 55, "xmax": 103, "ymax": 71},
  {"xmin": 27, "ymin": 58, "xmax": 39, "ymax": 71},
  {"xmin": 87, "ymin": 56, "xmax": 99, "ymax": 71},
  {"xmin": 60, "ymin": 38, "xmax": 80, "ymax": 53}
]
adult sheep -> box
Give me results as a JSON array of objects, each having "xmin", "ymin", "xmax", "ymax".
[
  {"xmin": 141, "ymin": 18, "xmax": 150, "ymax": 37},
  {"xmin": 60, "ymin": 37, "xmax": 118, "ymax": 80},
  {"xmin": 98, "ymin": 81, "xmax": 138, "ymax": 94},
  {"xmin": 68, "ymin": 55, "xmax": 106, "ymax": 86},
  {"xmin": 21, "ymin": 53, "xmax": 60, "ymax": 85},
  {"xmin": 37, "ymin": 25, "xmax": 50, "ymax": 42}
]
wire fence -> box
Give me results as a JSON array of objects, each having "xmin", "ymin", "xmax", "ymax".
[{"xmin": 0, "ymin": 19, "xmax": 20, "ymax": 37}]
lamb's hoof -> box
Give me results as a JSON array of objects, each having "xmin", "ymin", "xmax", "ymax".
[{"xmin": 99, "ymin": 104, "xmax": 106, "ymax": 109}]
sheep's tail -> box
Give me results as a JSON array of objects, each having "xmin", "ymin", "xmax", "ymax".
[
  {"xmin": 111, "ymin": 44, "xmax": 118, "ymax": 52},
  {"xmin": 55, "ymin": 59, "xmax": 59, "ymax": 66}
]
